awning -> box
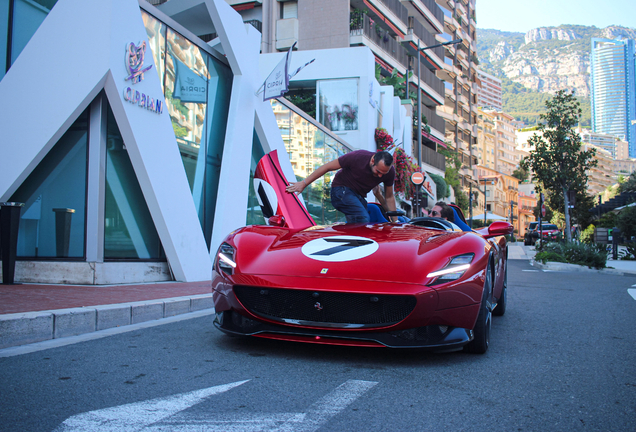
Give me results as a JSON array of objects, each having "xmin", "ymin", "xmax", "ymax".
[{"xmin": 422, "ymin": 131, "xmax": 447, "ymax": 148}]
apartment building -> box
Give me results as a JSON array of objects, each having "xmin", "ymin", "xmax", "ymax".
[
  {"xmin": 216, "ymin": 0, "xmax": 448, "ymax": 174},
  {"xmin": 476, "ymin": 68, "xmax": 502, "ymax": 111},
  {"xmin": 434, "ymin": 0, "xmax": 479, "ymax": 192},
  {"xmin": 518, "ymin": 191, "xmax": 537, "ymax": 237},
  {"xmin": 590, "ymin": 37, "xmax": 636, "ymax": 157},
  {"xmin": 476, "ymin": 109, "xmax": 520, "ymax": 174},
  {"xmin": 582, "ymin": 144, "xmax": 616, "ymax": 197},
  {"xmin": 475, "ymin": 109, "xmax": 496, "ymax": 169}
]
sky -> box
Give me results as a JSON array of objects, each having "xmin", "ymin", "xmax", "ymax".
[{"xmin": 476, "ymin": 0, "xmax": 636, "ymax": 33}]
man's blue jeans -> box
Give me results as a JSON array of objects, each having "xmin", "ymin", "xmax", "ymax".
[{"xmin": 331, "ymin": 186, "xmax": 369, "ymax": 223}]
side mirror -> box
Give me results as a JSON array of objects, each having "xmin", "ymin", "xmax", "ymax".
[
  {"xmin": 482, "ymin": 221, "xmax": 514, "ymax": 239},
  {"xmin": 268, "ymin": 215, "xmax": 286, "ymax": 227}
]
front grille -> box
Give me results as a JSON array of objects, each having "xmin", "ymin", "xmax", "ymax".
[{"xmin": 233, "ymin": 286, "xmax": 416, "ymax": 328}]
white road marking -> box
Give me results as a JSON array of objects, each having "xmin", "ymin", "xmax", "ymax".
[
  {"xmin": 628, "ymin": 289, "xmax": 636, "ymax": 301},
  {"xmin": 631, "ymin": 284, "xmax": 636, "ymax": 287},
  {"xmin": 54, "ymin": 379, "xmax": 377, "ymax": 432},
  {"xmin": 53, "ymin": 380, "xmax": 250, "ymax": 432},
  {"xmin": 522, "ymin": 270, "xmax": 539, "ymax": 272}
]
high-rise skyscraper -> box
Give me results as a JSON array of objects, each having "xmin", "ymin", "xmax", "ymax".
[{"xmin": 590, "ymin": 37, "xmax": 636, "ymax": 157}]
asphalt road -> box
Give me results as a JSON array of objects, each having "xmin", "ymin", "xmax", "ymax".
[{"xmin": 1, "ymin": 260, "xmax": 636, "ymax": 432}]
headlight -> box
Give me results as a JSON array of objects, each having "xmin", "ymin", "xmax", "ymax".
[
  {"xmin": 216, "ymin": 243, "xmax": 236, "ymax": 275},
  {"xmin": 427, "ymin": 253, "xmax": 474, "ymax": 285}
]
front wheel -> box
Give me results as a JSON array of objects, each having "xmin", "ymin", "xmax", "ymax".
[{"xmin": 464, "ymin": 262, "xmax": 492, "ymax": 354}]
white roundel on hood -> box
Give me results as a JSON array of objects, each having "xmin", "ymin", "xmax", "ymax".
[{"xmin": 301, "ymin": 236, "xmax": 379, "ymax": 262}]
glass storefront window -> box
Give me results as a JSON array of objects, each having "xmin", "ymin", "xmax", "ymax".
[
  {"xmin": 317, "ymin": 78, "xmax": 359, "ymax": 132},
  {"xmin": 11, "ymin": 107, "xmax": 88, "ymax": 258},
  {"xmin": 246, "ymin": 130, "xmax": 266, "ymax": 226},
  {"xmin": 143, "ymin": 12, "xmax": 233, "ymax": 247},
  {"xmin": 0, "ymin": 0, "xmax": 9, "ymax": 80},
  {"xmin": 104, "ymin": 105, "xmax": 164, "ymax": 259},
  {"xmin": 270, "ymin": 99, "xmax": 349, "ymax": 225},
  {"xmin": 141, "ymin": 10, "xmax": 166, "ymax": 94},
  {"xmin": 10, "ymin": 0, "xmax": 57, "ymax": 64}
]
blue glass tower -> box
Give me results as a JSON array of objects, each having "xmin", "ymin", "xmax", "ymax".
[{"xmin": 591, "ymin": 38, "xmax": 636, "ymax": 157}]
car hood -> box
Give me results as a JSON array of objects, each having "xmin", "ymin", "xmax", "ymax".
[{"xmin": 230, "ymin": 223, "xmax": 484, "ymax": 285}]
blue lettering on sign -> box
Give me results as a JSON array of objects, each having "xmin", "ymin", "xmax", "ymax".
[{"xmin": 122, "ymin": 87, "xmax": 163, "ymax": 114}]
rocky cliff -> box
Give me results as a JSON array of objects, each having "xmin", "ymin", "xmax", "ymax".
[{"xmin": 477, "ymin": 25, "xmax": 636, "ymax": 99}]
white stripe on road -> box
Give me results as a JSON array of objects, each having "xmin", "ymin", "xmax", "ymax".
[
  {"xmin": 522, "ymin": 270, "xmax": 539, "ymax": 272},
  {"xmin": 628, "ymin": 289, "xmax": 636, "ymax": 301},
  {"xmin": 54, "ymin": 380, "xmax": 378, "ymax": 432},
  {"xmin": 54, "ymin": 380, "xmax": 250, "ymax": 432}
]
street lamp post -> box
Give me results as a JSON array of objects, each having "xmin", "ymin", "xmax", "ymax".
[{"xmin": 414, "ymin": 39, "xmax": 461, "ymax": 217}]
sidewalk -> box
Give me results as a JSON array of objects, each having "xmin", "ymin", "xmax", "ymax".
[
  {"xmin": 0, "ymin": 281, "xmax": 214, "ymax": 350},
  {"xmin": 510, "ymin": 243, "xmax": 636, "ymax": 275}
]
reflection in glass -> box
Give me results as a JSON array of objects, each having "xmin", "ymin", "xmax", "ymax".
[
  {"xmin": 10, "ymin": 0, "xmax": 57, "ymax": 64},
  {"xmin": 104, "ymin": 105, "xmax": 164, "ymax": 259},
  {"xmin": 270, "ymin": 100, "xmax": 349, "ymax": 224},
  {"xmin": 317, "ymin": 79, "xmax": 359, "ymax": 131},
  {"xmin": 142, "ymin": 21, "xmax": 233, "ymax": 247},
  {"xmin": 246, "ymin": 130, "xmax": 266, "ymax": 226},
  {"xmin": 141, "ymin": 10, "xmax": 166, "ymax": 93},
  {"xmin": 0, "ymin": 0, "xmax": 9, "ymax": 81},
  {"xmin": 11, "ymin": 107, "xmax": 88, "ymax": 258}
]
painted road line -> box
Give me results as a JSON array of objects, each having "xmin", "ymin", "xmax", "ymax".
[
  {"xmin": 628, "ymin": 289, "xmax": 636, "ymax": 301},
  {"xmin": 522, "ymin": 270, "xmax": 539, "ymax": 272},
  {"xmin": 54, "ymin": 380, "xmax": 378, "ymax": 432},
  {"xmin": 53, "ymin": 380, "xmax": 250, "ymax": 432}
]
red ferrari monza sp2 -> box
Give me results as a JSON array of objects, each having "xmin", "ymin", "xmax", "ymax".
[{"xmin": 212, "ymin": 151, "xmax": 513, "ymax": 354}]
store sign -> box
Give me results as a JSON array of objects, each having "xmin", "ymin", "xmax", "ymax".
[{"xmin": 122, "ymin": 41, "xmax": 163, "ymax": 114}]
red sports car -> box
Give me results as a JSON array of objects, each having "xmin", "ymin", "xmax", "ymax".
[{"xmin": 212, "ymin": 151, "xmax": 513, "ymax": 354}]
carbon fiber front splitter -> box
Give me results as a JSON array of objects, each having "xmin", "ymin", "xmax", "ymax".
[{"xmin": 214, "ymin": 310, "xmax": 472, "ymax": 351}]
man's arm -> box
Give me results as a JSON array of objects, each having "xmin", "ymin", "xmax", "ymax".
[
  {"xmin": 384, "ymin": 185, "xmax": 398, "ymax": 222},
  {"xmin": 285, "ymin": 159, "xmax": 341, "ymax": 194}
]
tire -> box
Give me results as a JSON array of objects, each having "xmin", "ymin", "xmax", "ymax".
[
  {"xmin": 464, "ymin": 260, "xmax": 493, "ymax": 354},
  {"xmin": 493, "ymin": 259, "xmax": 507, "ymax": 317}
]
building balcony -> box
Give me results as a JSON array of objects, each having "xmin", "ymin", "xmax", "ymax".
[
  {"xmin": 421, "ymin": 144, "xmax": 446, "ymax": 171},
  {"xmin": 437, "ymin": 105, "xmax": 458, "ymax": 124},
  {"xmin": 400, "ymin": 0, "xmax": 444, "ymax": 33}
]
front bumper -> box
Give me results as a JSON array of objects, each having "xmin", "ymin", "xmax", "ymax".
[{"xmin": 214, "ymin": 310, "xmax": 472, "ymax": 351}]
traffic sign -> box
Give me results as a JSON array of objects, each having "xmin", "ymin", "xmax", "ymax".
[
  {"xmin": 411, "ymin": 172, "xmax": 424, "ymax": 185},
  {"xmin": 541, "ymin": 203, "xmax": 546, "ymax": 217}
]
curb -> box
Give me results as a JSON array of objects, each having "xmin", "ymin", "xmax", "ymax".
[
  {"xmin": 0, "ymin": 294, "xmax": 214, "ymax": 350},
  {"xmin": 530, "ymin": 260, "xmax": 630, "ymax": 275}
]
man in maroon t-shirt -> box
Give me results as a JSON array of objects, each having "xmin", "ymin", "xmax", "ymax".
[{"xmin": 285, "ymin": 150, "xmax": 397, "ymax": 223}]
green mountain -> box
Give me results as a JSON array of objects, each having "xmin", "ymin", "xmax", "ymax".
[{"xmin": 476, "ymin": 25, "xmax": 636, "ymax": 126}]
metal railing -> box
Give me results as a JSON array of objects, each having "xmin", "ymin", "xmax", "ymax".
[
  {"xmin": 417, "ymin": 0, "xmax": 445, "ymax": 25},
  {"xmin": 421, "ymin": 104, "xmax": 445, "ymax": 134},
  {"xmin": 375, "ymin": 0, "xmax": 409, "ymax": 26},
  {"xmin": 351, "ymin": 12, "xmax": 408, "ymax": 68},
  {"xmin": 421, "ymin": 145, "xmax": 446, "ymax": 171},
  {"xmin": 411, "ymin": 17, "xmax": 444, "ymax": 59}
]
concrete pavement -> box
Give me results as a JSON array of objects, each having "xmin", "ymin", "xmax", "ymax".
[{"xmin": 0, "ymin": 281, "xmax": 214, "ymax": 350}]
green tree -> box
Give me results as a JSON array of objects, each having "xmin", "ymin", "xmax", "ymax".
[
  {"xmin": 617, "ymin": 206, "xmax": 636, "ymax": 239},
  {"xmin": 511, "ymin": 164, "xmax": 529, "ymax": 182},
  {"xmin": 375, "ymin": 65, "xmax": 414, "ymax": 101},
  {"xmin": 521, "ymin": 90, "xmax": 597, "ymax": 242},
  {"xmin": 618, "ymin": 171, "xmax": 636, "ymax": 193}
]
